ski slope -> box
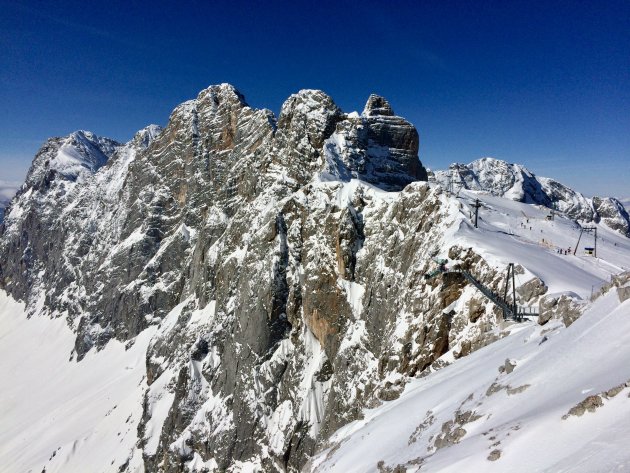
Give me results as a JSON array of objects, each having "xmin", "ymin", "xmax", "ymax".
[{"xmin": 447, "ymin": 189, "xmax": 630, "ymax": 299}]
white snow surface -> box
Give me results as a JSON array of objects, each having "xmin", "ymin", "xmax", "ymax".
[
  {"xmin": 0, "ymin": 291, "xmax": 153, "ymax": 473},
  {"xmin": 448, "ymin": 189, "xmax": 630, "ymax": 298},
  {"xmin": 30, "ymin": 130, "xmax": 120, "ymax": 185}
]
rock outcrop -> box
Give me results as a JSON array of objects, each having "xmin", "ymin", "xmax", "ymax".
[{"xmin": 321, "ymin": 93, "xmax": 427, "ymax": 190}]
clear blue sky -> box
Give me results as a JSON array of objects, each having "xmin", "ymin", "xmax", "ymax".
[{"xmin": 1, "ymin": 0, "xmax": 628, "ymax": 197}]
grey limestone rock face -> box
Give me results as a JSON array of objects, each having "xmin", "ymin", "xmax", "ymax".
[
  {"xmin": 538, "ymin": 294, "xmax": 584, "ymax": 327},
  {"xmin": 0, "ymin": 130, "xmax": 123, "ymax": 323},
  {"xmin": 0, "ymin": 84, "xmax": 524, "ymax": 472},
  {"xmin": 618, "ymin": 285, "xmax": 630, "ymax": 303},
  {"xmin": 516, "ymin": 277, "xmax": 548, "ymax": 302},
  {"xmin": 363, "ymin": 94, "xmax": 394, "ymax": 116},
  {"xmin": 592, "ymin": 196, "xmax": 630, "ymax": 237},
  {"xmin": 321, "ymin": 94, "xmax": 428, "ymax": 191}
]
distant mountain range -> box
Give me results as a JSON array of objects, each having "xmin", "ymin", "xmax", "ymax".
[
  {"xmin": 0, "ymin": 180, "xmax": 20, "ymax": 223},
  {"xmin": 433, "ymin": 158, "xmax": 630, "ymax": 237}
]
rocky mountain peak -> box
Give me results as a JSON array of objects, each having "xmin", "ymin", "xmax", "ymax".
[
  {"xmin": 196, "ymin": 83, "xmax": 248, "ymax": 112},
  {"xmin": 0, "ymin": 83, "xmax": 434, "ymax": 472},
  {"xmin": 24, "ymin": 131, "xmax": 120, "ymax": 188},
  {"xmin": 362, "ymin": 94, "xmax": 394, "ymax": 116},
  {"xmin": 277, "ymin": 89, "xmax": 343, "ymax": 141},
  {"xmin": 271, "ymin": 89, "xmax": 345, "ymax": 184},
  {"xmin": 592, "ymin": 196, "xmax": 630, "ymax": 236},
  {"xmin": 166, "ymin": 84, "xmax": 250, "ymax": 136},
  {"xmin": 131, "ymin": 124, "xmax": 163, "ymax": 149}
]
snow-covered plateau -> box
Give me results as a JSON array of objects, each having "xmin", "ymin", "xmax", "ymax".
[{"xmin": 1, "ymin": 84, "xmax": 629, "ymax": 473}]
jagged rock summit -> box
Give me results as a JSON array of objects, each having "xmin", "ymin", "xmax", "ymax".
[
  {"xmin": 25, "ymin": 130, "xmax": 120, "ymax": 187},
  {"xmin": 362, "ymin": 94, "xmax": 394, "ymax": 116},
  {"xmin": 0, "ymin": 84, "xmax": 434, "ymax": 471}
]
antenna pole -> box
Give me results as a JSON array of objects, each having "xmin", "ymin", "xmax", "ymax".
[
  {"xmin": 503, "ymin": 265, "xmax": 509, "ymax": 303},
  {"xmin": 574, "ymin": 225, "xmax": 583, "ymax": 255},
  {"xmin": 512, "ymin": 263, "xmax": 517, "ymax": 320},
  {"xmin": 472, "ymin": 199, "xmax": 482, "ymax": 228}
]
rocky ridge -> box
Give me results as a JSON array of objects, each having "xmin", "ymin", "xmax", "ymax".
[{"xmin": 0, "ymin": 85, "xmax": 597, "ymax": 472}]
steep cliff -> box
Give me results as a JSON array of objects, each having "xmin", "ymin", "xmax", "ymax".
[{"xmin": 1, "ymin": 84, "xmax": 459, "ymax": 471}]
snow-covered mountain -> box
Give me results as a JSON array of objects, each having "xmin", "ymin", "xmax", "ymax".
[
  {"xmin": 1, "ymin": 84, "xmax": 629, "ymax": 473},
  {"xmin": 24, "ymin": 130, "xmax": 121, "ymax": 186},
  {"xmin": 434, "ymin": 158, "xmax": 630, "ymax": 236},
  {"xmin": 0, "ymin": 131, "xmax": 120, "ymax": 223}
]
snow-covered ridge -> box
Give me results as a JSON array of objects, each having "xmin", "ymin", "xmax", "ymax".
[
  {"xmin": 24, "ymin": 130, "xmax": 121, "ymax": 187},
  {"xmin": 435, "ymin": 157, "xmax": 630, "ymax": 236}
]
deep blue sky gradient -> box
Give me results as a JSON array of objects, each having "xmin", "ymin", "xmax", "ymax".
[{"xmin": 1, "ymin": 0, "xmax": 629, "ymax": 197}]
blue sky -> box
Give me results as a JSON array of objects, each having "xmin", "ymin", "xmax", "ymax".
[{"xmin": 1, "ymin": 0, "xmax": 628, "ymax": 197}]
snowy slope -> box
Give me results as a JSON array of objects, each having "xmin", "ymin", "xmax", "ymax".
[
  {"xmin": 0, "ymin": 291, "xmax": 152, "ymax": 473},
  {"xmin": 24, "ymin": 130, "xmax": 120, "ymax": 186},
  {"xmin": 449, "ymin": 189, "xmax": 630, "ymax": 298},
  {"xmin": 308, "ymin": 286, "xmax": 630, "ymax": 473}
]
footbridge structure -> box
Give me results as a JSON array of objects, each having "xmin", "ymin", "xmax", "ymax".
[
  {"xmin": 427, "ymin": 260, "xmax": 539, "ymax": 321},
  {"xmin": 449, "ymin": 268, "xmax": 538, "ymax": 320}
]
